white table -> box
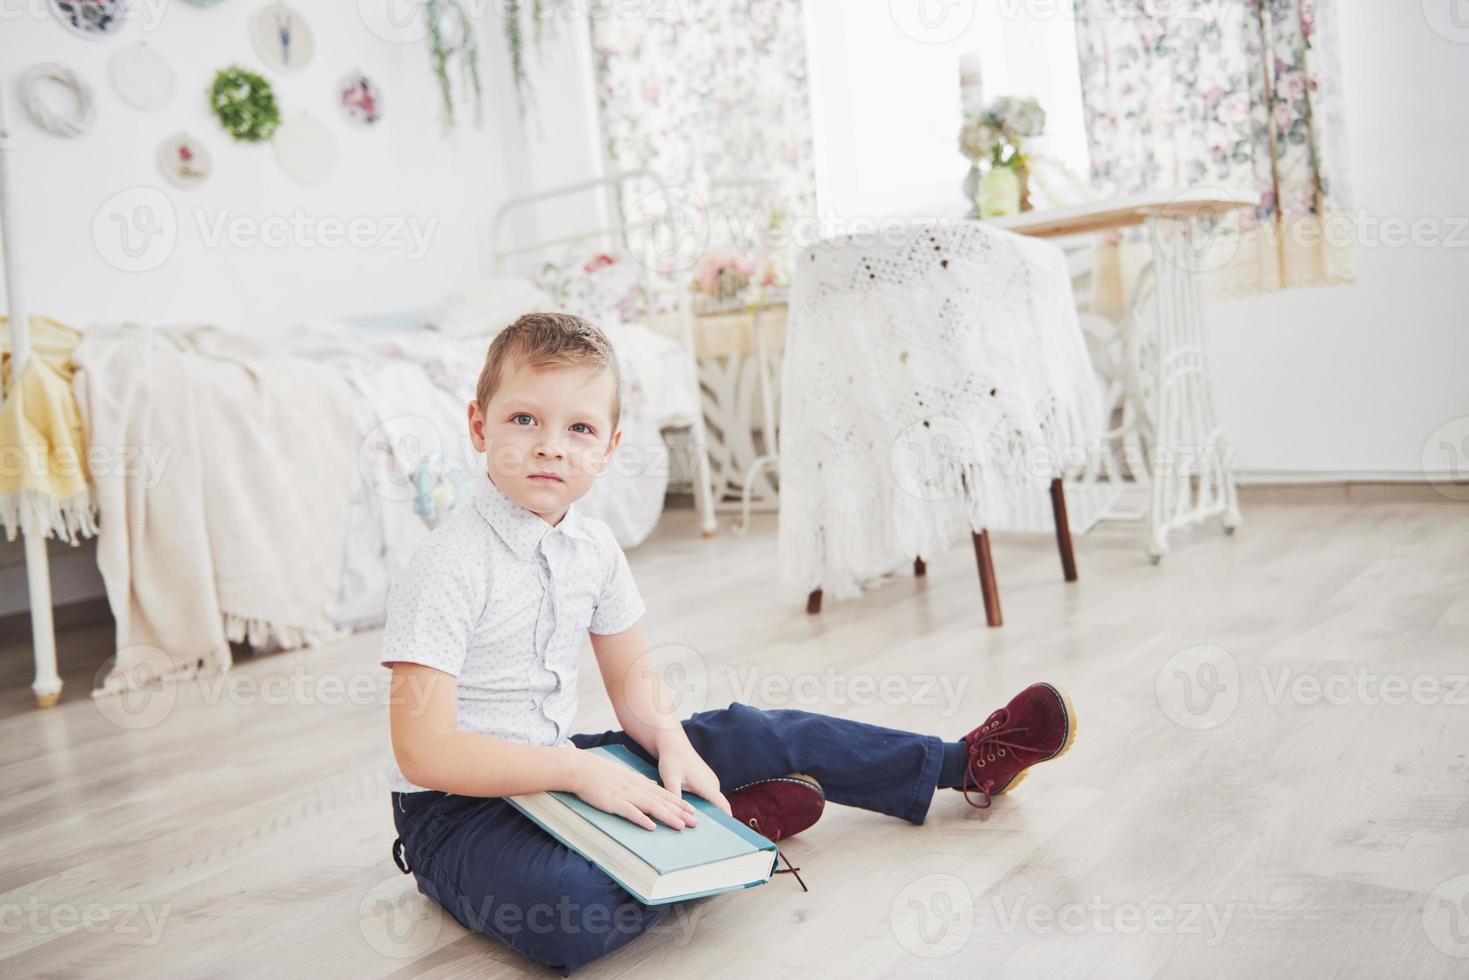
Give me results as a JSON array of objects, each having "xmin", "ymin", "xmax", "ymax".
[
  {"xmin": 992, "ymin": 190, "xmax": 1253, "ymax": 562},
  {"xmin": 684, "ymin": 290, "xmax": 789, "ymax": 535}
]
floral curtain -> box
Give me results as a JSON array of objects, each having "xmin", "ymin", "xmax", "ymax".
[
  {"xmin": 1074, "ymin": 0, "xmax": 1354, "ymax": 294},
  {"xmin": 589, "ymin": 0, "xmax": 817, "ymax": 310}
]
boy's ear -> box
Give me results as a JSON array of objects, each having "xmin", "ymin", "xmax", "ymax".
[
  {"xmin": 592, "ymin": 427, "xmax": 622, "ymax": 476},
  {"xmin": 466, "ymin": 400, "xmax": 487, "ymax": 453}
]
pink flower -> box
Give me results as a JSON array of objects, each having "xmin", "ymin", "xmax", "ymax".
[
  {"xmin": 1280, "ymin": 70, "xmax": 1309, "ymax": 102},
  {"xmin": 1284, "ymin": 186, "xmax": 1316, "ymax": 215},
  {"xmin": 1207, "ymin": 125, "xmax": 1233, "ymax": 158},
  {"xmin": 1220, "ymin": 93, "xmax": 1251, "ymax": 125},
  {"xmin": 1301, "ymin": 0, "xmax": 1317, "ymax": 36},
  {"xmin": 1205, "ymin": 86, "xmax": 1225, "ymax": 107},
  {"xmin": 1274, "ymin": 102, "xmax": 1295, "ymax": 133},
  {"xmin": 642, "ymin": 78, "xmax": 661, "ymax": 104}
]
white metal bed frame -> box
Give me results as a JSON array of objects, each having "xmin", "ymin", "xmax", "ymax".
[{"xmin": 1, "ymin": 90, "xmax": 63, "ymax": 708}]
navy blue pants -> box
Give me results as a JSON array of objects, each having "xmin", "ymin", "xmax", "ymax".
[{"xmin": 389, "ymin": 702, "xmax": 946, "ymax": 974}]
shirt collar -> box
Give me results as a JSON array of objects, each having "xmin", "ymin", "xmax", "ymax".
[{"xmin": 473, "ymin": 474, "xmax": 592, "ymax": 560}]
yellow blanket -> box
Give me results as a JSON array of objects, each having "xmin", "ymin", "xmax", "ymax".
[{"xmin": 0, "ymin": 315, "xmax": 96, "ymax": 542}]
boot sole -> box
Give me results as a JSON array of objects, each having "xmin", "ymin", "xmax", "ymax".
[{"xmin": 992, "ymin": 683, "xmax": 1078, "ymax": 797}]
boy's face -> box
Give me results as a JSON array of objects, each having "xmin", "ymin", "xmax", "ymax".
[{"xmin": 467, "ymin": 359, "xmax": 621, "ymax": 525}]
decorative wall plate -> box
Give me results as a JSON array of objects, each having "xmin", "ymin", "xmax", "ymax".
[
  {"xmin": 109, "ymin": 41, "xmax": 175, "ymax": 111},
  {"xmin": 272, "ymin": 112, "xmax": 337, "ymax": 186},
  {"xmin": 19, "ymin": 63, "xmax": 96, "ymax": 138},
  {"xmin": 337, "ymin": 72, "xmax": 383, "ymax": 127},
  {"xmin": 50, "ymin": 0, "xmax": 128, "ymax": 39},
  {"xmin": 157, "ymin": 132, "xmax": 213, "ymax": 188},
  {"xmin": 209, "ymin": 65, "xmax": 280, "ymax": 142},
  {"xmin": 249, "ymin": 3, "xmax": 315, "ymax": 74}
]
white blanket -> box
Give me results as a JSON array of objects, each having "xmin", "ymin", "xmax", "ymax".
[
  {"xmin": 70, "ymin": 313, "xmax": 694, "ymax": 693},
  {"xmin": 74, "ymin": 324, "xmax": 357, "ymax": 697},
  {"xmin": 778, "ymin": 222, "xmax": 1106, "ymax": 602},
  {"xmin": 288, "ymin": 320, "xmax": 679, "ymax": 631}
]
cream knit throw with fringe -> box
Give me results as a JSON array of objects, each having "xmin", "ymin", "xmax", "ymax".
[{"xmin": 74, "ymin": 323, "xmax": 355, "ymax": 697}]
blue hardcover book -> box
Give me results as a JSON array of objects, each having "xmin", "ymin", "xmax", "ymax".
[{"xmin": 505, "ymin": 743, "xmax": 779, "ymax": 905}]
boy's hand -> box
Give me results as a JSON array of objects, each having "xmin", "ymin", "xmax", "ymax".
[
  {"xmin": 657, "ymin": 742, "xmax": 733, "ymax": 817},
  {"xmin": 572, "ymin": 748, "xmax": 700, "ymax": 831}
]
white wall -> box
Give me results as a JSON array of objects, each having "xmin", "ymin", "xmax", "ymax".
[
  {"xmin": 0, "ymin": 2, "xmax": 531, "ymax": 333},
  {"xmin": 1206, "ymin": 4, "xmax": 1469, "ymax": 481},
  {"xmin": 803, "ymin": 0, "xmax": 1090, "ymax": 220},
  {"xmin": 802, "ymin": 1, "xmax": 1469, "ymax": 481},
  {"xmin": 0, "ymin": 3, "xmax": 605, "ymax": 617}
]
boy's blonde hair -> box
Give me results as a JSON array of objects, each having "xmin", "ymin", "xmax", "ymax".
[{"xmin": 475, "ymin": 312, "xmax": 622, "ymax": 434}]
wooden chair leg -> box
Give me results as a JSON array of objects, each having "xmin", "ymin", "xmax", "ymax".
[
  {"xmin": 1050, "ymin": 477, "xmax": 1078, "ymax": 583},
  {"xmin": 971, "ymin": 529, "xmax": 1003, "ymax": 627},
  {"xmin": 806, "ymin": 588, "xmax": 823, "ymax": 614},
  {"xmin": 913, "ymin": 556, "xmax": 926, "ymax": 577}
]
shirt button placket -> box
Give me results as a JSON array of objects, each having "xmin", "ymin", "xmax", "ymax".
[{"xmin": 534, "ymin": 545, "xmax": 561, "ymax": 740}]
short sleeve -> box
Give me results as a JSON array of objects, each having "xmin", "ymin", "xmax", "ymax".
[
  {"xmin": 379, "ymin": 536, "xmax": 484, "ymax": 675},
  {"xmin": 588, "ymin": 535, "xmax": 646, "ymax": 635}
]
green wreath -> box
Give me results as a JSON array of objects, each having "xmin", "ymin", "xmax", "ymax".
[{"xmin": 209, "ymin": 66, "xmax": 281, "ymax": 142}]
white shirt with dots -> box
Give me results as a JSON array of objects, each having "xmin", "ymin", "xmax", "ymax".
[{"xmin": 380, "ymin": 473, "xmax": 647, "ymax": 793}]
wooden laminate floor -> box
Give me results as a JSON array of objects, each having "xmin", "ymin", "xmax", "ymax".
[{"xmin": 1, "ymin": 496, "xmax": 1467, "ymax": 978}]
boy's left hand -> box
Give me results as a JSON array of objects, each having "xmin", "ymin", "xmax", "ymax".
[{"xmin": 657, "ymin": 742, "xmax": 732, "ymax": 817}]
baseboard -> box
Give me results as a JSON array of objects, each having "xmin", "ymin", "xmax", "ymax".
[
  {"xmin": 0, "ymin": 596, "xmax": 113, "ymax": 645},
  {"xmin": 1236, "ymin": 481, "xmax": 1463, "ymax": 505},
  {"xmin": 1235, "ymin": 469, "xmax": 1462, "ymax": 485}
]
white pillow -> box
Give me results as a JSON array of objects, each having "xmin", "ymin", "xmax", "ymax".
[{"xmin": 426, "ymin": 277, "xmax": 554, "ymax": 337}]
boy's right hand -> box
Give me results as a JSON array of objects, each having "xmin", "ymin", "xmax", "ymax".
[{"xmin": 570, "ymin": 749, "xmax": 700, "ymax": 831}]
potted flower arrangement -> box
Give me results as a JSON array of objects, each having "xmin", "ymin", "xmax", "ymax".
[
  {"xmin": 959, "ymin": 95, "xmax": 1046, "ymax": 219},
  {"xmin": 691, "ymin": 250, "xmax": 781, "ymax": 307}
]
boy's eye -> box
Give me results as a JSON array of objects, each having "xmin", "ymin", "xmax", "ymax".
[
  {"xmin": 511, "ymin": 414, "xmax": 534, "ymax": 426},
  {"xmin": 571, "ymin": 423, "xmax": 594, "ymax": 435}
]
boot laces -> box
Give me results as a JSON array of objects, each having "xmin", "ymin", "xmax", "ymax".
[{"xmin": 961, "ymin": 709, "xmax": 1036, "ymax": 809}]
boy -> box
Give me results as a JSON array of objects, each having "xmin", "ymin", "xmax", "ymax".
[{"xmin": 383, "ymin": 312, "xmax": 1078, "ymax": 975}]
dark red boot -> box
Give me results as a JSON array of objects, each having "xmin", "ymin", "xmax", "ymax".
[
  {"xmin": 728, "ymin": 772, "xmax": 825, "ymax": 842},
  {"xmin": 958, "ymin": 683, "xmax": 1077, "ymax": 808}
]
